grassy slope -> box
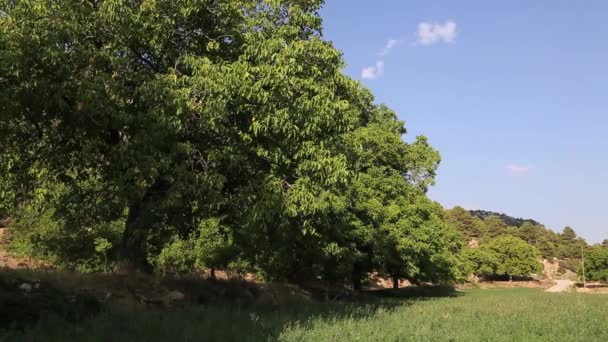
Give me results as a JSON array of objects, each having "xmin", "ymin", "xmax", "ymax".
[{"xmin": 3, "ymin": 288, "xmax": 608, "ymax": 341}]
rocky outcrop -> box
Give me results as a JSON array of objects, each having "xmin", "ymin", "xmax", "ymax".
[
  {"xmin": 541, "ymin": 258, "xmax": 578, "ymax": 280},
  {"xmin": 542, "ymin": 258, "xmax": 560, "ymax": 279}
]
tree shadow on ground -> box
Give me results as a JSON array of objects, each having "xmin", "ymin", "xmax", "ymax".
[
  {"xmin": 0, "ymin": 269, "xmax": 467, "ymax": 341},
  {"xmin": 362, "ymin": 285, "xmax": 462, "ymax": 300}
]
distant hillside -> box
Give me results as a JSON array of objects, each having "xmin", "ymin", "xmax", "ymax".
[{"xmin": 468, "ymin": 210, "xmax": 542, "ymax": 228}]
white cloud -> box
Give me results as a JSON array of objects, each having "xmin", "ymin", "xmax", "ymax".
[
  {"xmin": 507, "ymin": 164, "xmax": 531, "ymax": 176},
  {"xmin": 415, "ymin": 20, "xmax": 457, "ymax": 46},
  {"xmin": 361, "ymin": 61, "xmax": 385, "ymax": 80},
  {"xmin": 379, "ymin": 39, "xmax": 400, "ymax": 56},
  {"xmin": 361, "ymin": 38, "xmax": 401, "ymax": 81}
]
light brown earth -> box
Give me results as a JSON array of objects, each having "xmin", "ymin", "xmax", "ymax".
[{"xmin": 545, "ymin": 279, "xmax": 574, "ymax": 293}]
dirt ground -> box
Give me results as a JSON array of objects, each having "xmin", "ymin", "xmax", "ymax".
[
  {"xmin": 457, "ymin": 280, "xmax": 554, "ymax": 290},
  {"xmin": 574, "ymin": 282, "xmax": 608, "ymax": 294},
  {"xmin": 0, "ymin": 228, "xmax": 49, "ymax": 269}
]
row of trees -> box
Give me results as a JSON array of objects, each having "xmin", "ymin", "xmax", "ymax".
[
  {"xmin": 446, "ymin": 207, "xmax": 587, "ymax": 261},
  {"xmin": 0, "ymin": 0, "xmax": 461, "ymax": 288},
  {"xmin": 460, "ymin": 235, "xmax": 542, "ymax": 281},
  {"xmin": 448, "ymin": 206, "xmax": 608, "ymax": 283}
]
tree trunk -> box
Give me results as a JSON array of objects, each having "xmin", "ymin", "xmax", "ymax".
[
  {"xmin": 114, "ymin": 202, "xmax": 145, "ymax": 274},
  {"xmin": 115, "ymin": 176, "xmax": 171, "ymax": 274},
  {"xmin": 210, "ymin": 268, "xmax": 216, "ymax": 280},
  {"xmin": 509, "ymin": 274, "xmax": 513, "ymax": 282},
  {"xmin": 392, "ymin": 275, "xmax": 399, "ymax": 289},
  {"xmin": 115, "ymin": 200, "xmax": 149, "ymax": 274},
  {"xmin": 103, "ymin": 254, "xmax": 107, "ymax": 274}
]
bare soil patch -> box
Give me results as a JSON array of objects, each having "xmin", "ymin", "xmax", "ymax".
[{"xmin": 458, "ymin": 280, "xmax": 553, "ymax": 290}]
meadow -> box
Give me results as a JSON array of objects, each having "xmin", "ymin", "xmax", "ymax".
[{"xmin": 3, "ymin": 288, "xmax": 607, "ymax": 341}]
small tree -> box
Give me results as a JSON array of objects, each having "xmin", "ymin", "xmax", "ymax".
[
  {"xmin": 194, "ymin": 218, "xmax": 234, "ymax": 280},
  {"xmin": 94, "ymin": 238, "xmax": 112, "ymax": 274},
  {"xmin": 153, "ymin": 238, "xmax": 197, "ymax": 276},
  {"xmin": 486, "ymin": 236, "xmax": 542, "ymax": 281},
  {"xmin": 581, "ymin": 246, "xmax": 608, "ymax": 283},
  {"xmin": 460, "ymin": 247, "xmax": 498, "ymax": 279}
]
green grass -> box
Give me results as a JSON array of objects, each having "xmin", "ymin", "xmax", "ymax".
[{"xmin": 3, "ymin": 288, "xmax": 608, "ymax": 341}]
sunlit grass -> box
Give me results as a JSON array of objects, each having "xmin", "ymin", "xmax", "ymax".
[{"xmin": 3, "ymin": 288, "xmax": 608, "ymax": 341}]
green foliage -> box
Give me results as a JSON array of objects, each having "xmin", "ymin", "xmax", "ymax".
[
  {"xmin": 93, "ymin": 238, "xmax": 112, "ymax": 255},
  {"xmin": 483, "ymin": 216, "xmax": 508, "ymax": 240},
  {"xmin": 459, "ymin": 247, "xmax": 498, "ymax": 277},
  {"xmin": 9, "ymin": 179, "xmax": 123, "ymax": 272},
  {"xmin": 153, "ymin": 218, "xmax": 234, "ymax": 275},
  {"xmin": 557, "ymin": 226, "xmax": 586, "ymax": 260},
  {"xmin": 94, "ymin": 238, "xmax": 112, "ymax": 273},
  {"xmin": 445, "ymin": 207, "xmax": 494, "ymax": 243},
  {"xmin": 582, "ymin": 246, "xmax": 608, "ymax": 283},
  {"xmin": 485, "ymin": 236, "xmax": 542, "ymax": 280},
  {"xmin": 194, "ymin": 218, "xmax": 234, "ymax": 272},
  {"xmin": 469, "ymin": 210, "xmax": 541, "ymax": 227},
  {"xmin": 1, "ymin": 0, "xmax": 461, "ymax": 286},
  {"xmin": 154, "ymin": 238, "xmax": 197, "ymax": 275},
  {"xmin": 342, "ymin": 105, "xmax": 461, "ymax": 285},
  {"xmin": 445, "ymin": 207, "xmax": 480, "ymax": 241},
  {"xmin": 0, "ymin": 152, "xmax": 17, "ymax": 219},
  {"xmin": 447, "ymin": 207, "xmax": 581, "ymax": 262}
]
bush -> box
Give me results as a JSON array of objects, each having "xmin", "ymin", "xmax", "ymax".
[
  {"xmin": 153, "ymin": 238, "xmax": 197, "ymax": 275},
  {"xmin": 581, "ymin": 246, "xmax": 608, "ymax": 283},
  {"xmin": 8, "ymin": 180, "xmax": 123, "ymax": 272}
]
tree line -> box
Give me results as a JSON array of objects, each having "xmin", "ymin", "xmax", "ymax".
[{"xmin": 447, "ymin": 207, "xmax": 608, "ymax": 283}]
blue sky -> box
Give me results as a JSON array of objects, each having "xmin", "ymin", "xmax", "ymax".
[{"xmin": 320, "ymin": 1, "xmax": 608, "ymax": 242}]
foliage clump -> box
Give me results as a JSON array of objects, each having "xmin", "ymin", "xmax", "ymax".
[{"xmin": 581, "ymin": 245, "xmax": 608, "ymax": 283}]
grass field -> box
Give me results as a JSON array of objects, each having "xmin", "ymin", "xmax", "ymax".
[{"xmin": 2, "ymin": 288, "xmax": 607, "ymax": 341}]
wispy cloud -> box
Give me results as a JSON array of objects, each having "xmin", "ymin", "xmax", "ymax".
[
  {"xmin": 379, "ymin": 39, "xmax": 400, "ymax": 57},
  {"xmin": 507, "ymin": 164, "xmax": 532, "ymax": 176},
  {"xmin": 361, "ymin": 38, "xmax": 399, "ymax": 80},
  {"xmin": 415, "ymin": 20, "xmax": 457, "ymax": 46},
  {"xmin": 362, "ymin": 20, "xmax": 457, "ymax": 80},
  {"xmin": 361, "ymin": 61, "xmax": 385, "ymax": 80}
]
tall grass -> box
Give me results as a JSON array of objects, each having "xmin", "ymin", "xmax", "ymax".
[{"xmin": 3, "ymin": 288, "xmax": 608, "ymax": 341}]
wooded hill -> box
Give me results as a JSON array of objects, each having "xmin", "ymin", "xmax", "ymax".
[
  {"xmin": 468, "ymin": 210, "xmax": 541, "ymax": 228},
  {"xmin": 446, "ymin": 206, "xmax": 596, "ymax": 279}
]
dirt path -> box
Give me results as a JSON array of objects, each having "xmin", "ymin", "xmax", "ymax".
[{"xmin": 545, "ymin": 279, "xmax": 574, "ymax": 293}]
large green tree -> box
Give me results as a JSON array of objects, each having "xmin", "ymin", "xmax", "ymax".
[
  {"xmin": 1, "ymin": 0, "xmax": 457, "ymax": 286},
  {"xmin": 1, "ymin": 0, "xmax": 253, "ymax": 271},
  {"xmin": 485, "ymin": 236, "xmax": 542, "ymax": 281},
  {"xmin": 344, "ymin": 106, "xmax": 461, "ymax": 288},
  {"xmin": 557, "ymin": 226, "xmax": 587, "ymax": 260},
  {"xmin": 460, "ymin": 246, "xmax": 498, "ymax": 279}
]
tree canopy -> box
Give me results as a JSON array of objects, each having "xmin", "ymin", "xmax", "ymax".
[
  {"xmin": 0, "ymin": 0, "xmax": 461, "ymax": 287},
  {"xmin": 582, "ymin": 246, "xmax": 608, "ymax": 283},
  {"xmin": 485, "ymin": 236, "xmax": 542, "ymax": 281}
]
